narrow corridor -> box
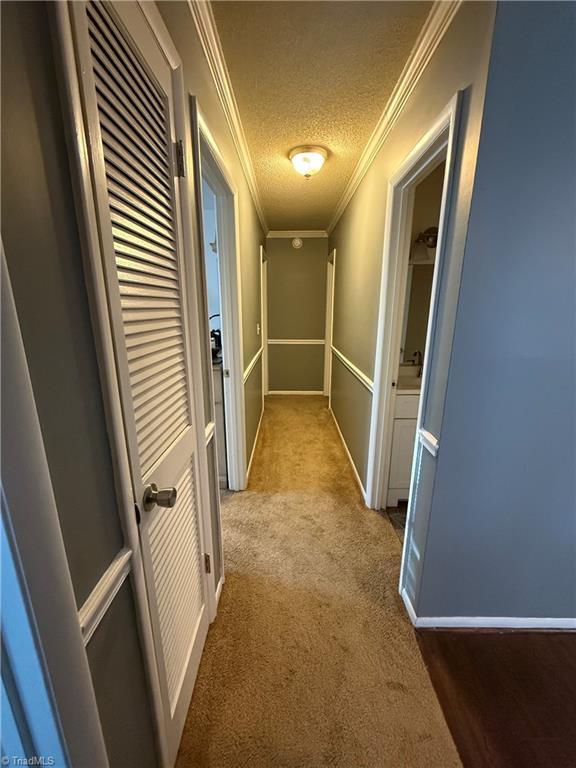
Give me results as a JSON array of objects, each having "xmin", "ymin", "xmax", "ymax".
[{"xmin": 176, "ymin": 396, "xmax": 459, "ymax": 767}]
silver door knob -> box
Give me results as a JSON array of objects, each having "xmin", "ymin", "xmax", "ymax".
[{"xmin": 143, "ymin": 483, "xmax": 177, "ymax": 512}]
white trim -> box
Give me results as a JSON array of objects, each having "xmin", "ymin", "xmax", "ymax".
[
  {"xmin": 243, "ymin": 346, "xmax": 263, "ymax": 382},
  {"xmin": 199, "ymin": 118, "xmax": 248, "ymax": 492},
  {"xmin": 78, "ymin": 549, "xmax": 132, "ymax": 645},
  {"xmin": 327, "ymin": 1, "xmax": 462, "ymax": 233},
  {"xmin": 401, "ymin": 590, "xmax": 576, "ymax": 630},
  {"xmin": 418, "ymin": 428, "xmax": 439, "ymax": 457},
  {"xmin": 329, "ymin": 407, "xmax": 368, "ymax": 503},
  {"xmin": 246, "ymin": 406, "xmax": 264, "ymax": 482},
  {"xmin": 267, "ymin": 338, "xmax": 325, "ymax": 345},
  {"xmin": 268, "ymin": 390, "xmax": 324, "ymax": 396},
  {"xmin": 187, "ymin": 0, "xmax": 267, "ymax": 232},
  {"xmin": 260, "ymin": 245, "xmax": 268, "ymax": 395},
  {"xmin": 53, "ymin": 6, "xmax": 170, "ymax": 764},
  {"xmin": 266, "ymin": 230, "xmax": 328, "ymax": 239},
  {"xmin": 2, "ymin": 249, "xmax": 109, "ymax": 765},
  {"xmin": 215, "ymin": 575, "xmax": 224, "ymax": 608},
  {"xmin": 324, "ymin": 249, "xmax": 336, "ymax": 398},
  {"xmin": 366, "ymin": 95, "xmax": 461, "ymax": 514},
  {"xmin": 205, "ymin": 421, "xmax": 216, "ymax": 446},
  {"xmin": 331, "ymin": 346, "xmax": 374, "ymax": 393}
]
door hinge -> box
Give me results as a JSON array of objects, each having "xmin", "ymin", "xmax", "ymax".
[
  {"xmin": 204, "ymin": 553, "xmax": 211, "ymax": 574},
  {"xmin": 223, "ymin": 369, "xmax": 230, "ymax": 378},
  {"xmin": 174, "ymin": 140, "xmax": 185, "ymax": 178},
  {"xmin": 134, "ymin": 503, "xmax": 141, "ymax": 526}
]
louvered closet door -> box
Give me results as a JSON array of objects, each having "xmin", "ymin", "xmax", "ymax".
[{"xmin": 71, "ymin": 3, "xmax": 209, "ymax": 762}]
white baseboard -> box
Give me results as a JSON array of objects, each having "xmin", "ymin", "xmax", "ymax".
[
  {"xmin": 401, "ymin": 589, "xmax": 576, "ymax": 630},
  {"xmin": 267, "ymin": 390, "xmax": 325, "ymax": 395},
  {"xmin": 215, "ymin": 575, "xmax": 224, "ymax": 611},
  {"xmin": 329, "ymin": 407, "xmax": 368, "ymax": 505},
  {"xmin": 246, "ymin": 406, "xmax": 264, "ymax": 483}
]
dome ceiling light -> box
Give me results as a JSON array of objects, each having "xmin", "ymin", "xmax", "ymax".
[{"xmin": 289, "ymin": 146, "xmax": 328, "ymax": 178}]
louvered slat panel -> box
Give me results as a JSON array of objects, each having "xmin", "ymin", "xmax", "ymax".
[
  {"xmin": 101, "ymin": 139, "xmax": 173, "ymax": 209},
  {"xmin": 133, "ymin": 373, "xmax": 187, "ymax": 414},
  {"xmin": 87, "ymin": 1, "xmax": 191, "ymax": 477},
  {"xmin": 131, "ymin": 361, "xmax": 186, "ymax": 402},
  {"xmin": 106, "ymin": 170, "xmax": 173, "ymax": 223},
  {"xmin": 135, "ymin": 382, "xmax": 189, "ymax": 434},
  {"xmin": 98, "ymin": 111, "xmax": 170, "ymax": 189},
  {"xmin": 110, "ymin": 195, "xmax": 175, "ymax": 243},
  {"xmin": 124, "ymin": 315, "xmax": 181, "ymax": 334},
  {"xmin": 112, "ymin": 212, "xmax": 176, "ymax": 253},
  {"xmin": 148, "ymin": 462, "xmax": 203, "ymax": 708},
  {"xmin": 86, "ymin": 3, "xmax": 165, "ymax": 118},
  {"xmin": 125, "ymin": 324, "xmax": 182, "ymax": 348}
]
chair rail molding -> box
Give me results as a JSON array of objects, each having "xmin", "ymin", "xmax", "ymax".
[
  {"xmin": 268, "ymin": 338, "xmax": 325, "ymax": 345},
  {"xmin": 187, "ymin": 0, "xmax": 267, "ymax": 232},
  {"xmin": 327, "ymin": 0, "xmax": 462, "ymax": 233},
  {"xmin": 78, "ymin": 549, "xmax": 132, "ymax": 645},
  {"xmin": 244, "ymin": 346, "xmax": 263, "ymax": 382},
  {"xmin": 331, "ymin": 346, "xmax": 374, "ymax": 393}
]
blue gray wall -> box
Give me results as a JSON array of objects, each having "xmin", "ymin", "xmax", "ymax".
[{"xmin": 418, "ymin": 1, "xmax": 576, "ymax": 619}]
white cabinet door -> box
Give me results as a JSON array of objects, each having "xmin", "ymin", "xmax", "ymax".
[{"xmin": 389, "ymin": 419, "xmax": 417, "ymax": 490}]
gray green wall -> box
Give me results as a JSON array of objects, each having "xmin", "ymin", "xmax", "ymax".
[
  {"xmin": 158, "ymin": 2, "xmax": 266, "ymax": 463},
  {"xmin": 418, "ymin": 0, "xmax": 576, "ymax": 619},
  {"xmin": 1, "ymin": 3, "xmax": 157, "ymax": 764},
  {"xmin": 329, "ymin": 1, "xmax": 497, "ymax": 487},
  {"xmin": 266, "ymin": 237, "xmax": 328, "ymax": 392}
]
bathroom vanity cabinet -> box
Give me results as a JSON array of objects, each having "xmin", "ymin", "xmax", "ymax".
[{"xmin": 387, "ymin": 393, "xmax": 419, "ymax": 507}]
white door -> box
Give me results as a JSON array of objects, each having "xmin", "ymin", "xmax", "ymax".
[{"xmin": 70, "ymin": 3, "xmax": 209, "ymax": 762}]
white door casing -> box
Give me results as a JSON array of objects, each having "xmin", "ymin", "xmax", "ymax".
[
  {"xmin": 197, "ymin": 116, "xmax": 247, "ymax": 491},
  {"xmin": 66, "ymin": 3, "xmax": 211, "ymax": 763},
  {"xmin": 261, "ymin": 246, "xmax": 268, "ymax": 396},
  {"xmin": 324, "ymin": 249, "xmax": 336, "ymax": 400}
]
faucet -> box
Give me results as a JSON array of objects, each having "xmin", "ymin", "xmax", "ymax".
[{"xmin": 412, "ymin": 350, "xmax": 423, "ymax": 377}]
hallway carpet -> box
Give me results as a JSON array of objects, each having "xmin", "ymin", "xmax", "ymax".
[{"xmin": 176, "ymin": 396, "xmax": 460, "ymax": 768}]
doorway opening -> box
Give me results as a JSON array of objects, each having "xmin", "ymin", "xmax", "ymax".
[
  {"xmin": 364, "ymin": 96, "xmax": 462, "ymax": 613},
  {"xmin": 196, "ymin": 117, "xmax": 247, "ymax": 494},
  {"xmin": 386, "ymin": 160, "xmax": 446, "ymax": 527},
  {"xmin": 200, "ymin": 177, "xmax": 228, "ymax": 489}
]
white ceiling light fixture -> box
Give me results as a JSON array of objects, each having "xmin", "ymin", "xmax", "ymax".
[{"xmin": 289, "ymin": 146, "xmax": 328, "ymax": 179}]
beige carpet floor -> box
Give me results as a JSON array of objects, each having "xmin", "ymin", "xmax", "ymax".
[{"xmin": 177, "ymin": 396, "xmax": 460, "ymax": 768}]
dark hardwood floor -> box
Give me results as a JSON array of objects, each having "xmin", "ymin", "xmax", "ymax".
[{"xmin": 417, "ymin": 630, "xmax": 576, "ymax": 768}]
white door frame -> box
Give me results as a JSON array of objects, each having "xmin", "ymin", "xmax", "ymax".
[
  {"xmin": 323, "ymin": 248, "xmax": 336, "ymax": 400},
  {"xmin": 196, "ymin": 112, "xmax": 247, "ymax": 491},
  {"xmin": 260, "ymin": 245, "xmax": 268, "ymax": 396},
  {"xmin": 365, "ymin": 94, "xmax": 462, "ymax": 513}
]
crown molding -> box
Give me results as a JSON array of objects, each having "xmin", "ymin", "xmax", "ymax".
[
  {"xmin": 267, "ymin": 230, "xmax": 328, "ymax": 239},
  {"xmin": 327, "ymin": 0, "xmax": 462, "ymax": 233},
  {"xmin": 187, "ymin": 0, "xmax": 268, "ymax": 233}
]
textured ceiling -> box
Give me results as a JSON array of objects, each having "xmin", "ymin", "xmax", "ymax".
[{"xmin": 211, "ymin": 1, "xmax": 432, "ymax": 230}]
